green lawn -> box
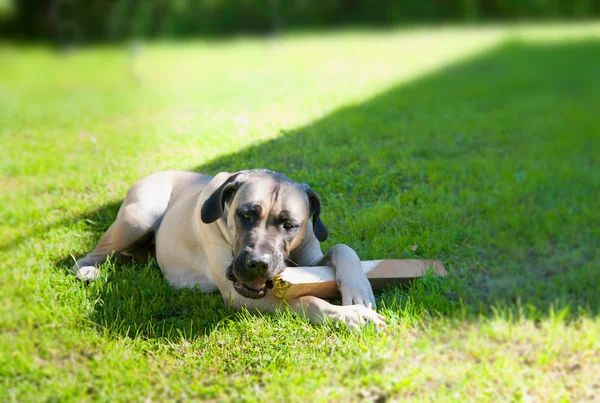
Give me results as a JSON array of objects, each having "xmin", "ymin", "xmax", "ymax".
[{"xmin": 1, "ymin": 24, "xmax": 600, "ymax": 401}]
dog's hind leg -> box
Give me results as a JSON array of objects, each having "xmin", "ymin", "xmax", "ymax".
[{"xmin": 71, "ymin": 173, "xmax": 175, "ymax": 281}]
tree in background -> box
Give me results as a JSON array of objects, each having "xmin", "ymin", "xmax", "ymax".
[{"xmin": 2, "ymin": 0, "xmax": 599, "ymax": 44}]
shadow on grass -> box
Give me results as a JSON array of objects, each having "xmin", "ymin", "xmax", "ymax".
[
  {"xmin": 83, "ymin": 256, "xmax": 231, "ymax": 339},
  {"xmin": 57, "ymin": 38, "xmax": 600, "ymax": 339}
]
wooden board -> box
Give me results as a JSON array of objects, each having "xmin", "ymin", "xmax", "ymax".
[{"xmin": 271, "ymin": 259, "xmax": 446, "ymax": 299}]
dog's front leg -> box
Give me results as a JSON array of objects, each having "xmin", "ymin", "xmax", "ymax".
[
  {"xmin": 286, "ymin": 295, "xmax": 385, "ymax": 330},
  {"xmin": 224, "ymin": 290, "xmax": 385, "ymax": 330},
  {"xmin": 302, "ymin": 243, "xmax": 376, "ymax": 308}
]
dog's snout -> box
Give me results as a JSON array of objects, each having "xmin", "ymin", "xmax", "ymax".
[{"xmin": 246, "ymin": 254, "xmax": 270, "ymax": 274}]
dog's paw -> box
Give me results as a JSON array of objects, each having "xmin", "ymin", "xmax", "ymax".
[
  {"xmin": 332, "ymin": 304, "xmax": 386, "ymax": 332},
  {"xmin": 338, "ymin": 272, "xmax": 376, "ymax": 309},
  {"xmin": 75, "ymin": 266, "xmax": 101, "ymax": 281}
]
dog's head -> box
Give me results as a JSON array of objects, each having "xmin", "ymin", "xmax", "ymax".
[{"xmin": 200, "ymin": 169, "xmax": 328, "ymax": 299}]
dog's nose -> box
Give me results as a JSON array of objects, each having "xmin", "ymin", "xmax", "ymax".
[
  {"xmin": 226, "ymin": 265, "xmax": 236, "ymax": 282},
  {"xmin": 246, "ymin": 254, "xmax": 270, "ymax": 274}
]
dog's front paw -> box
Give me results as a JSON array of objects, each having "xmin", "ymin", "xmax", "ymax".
[
  {"xmin": 338, "ymin": 272, "xmax": 376, "ymax": 308},
  {"xmin": 74, "ymin": 266, "xmax": 101, "ymax": 281},
  {"xmin": 332, "ymin": 305, "xmax": 386, "ymax": 331}
]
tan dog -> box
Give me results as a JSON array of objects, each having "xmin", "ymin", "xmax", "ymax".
[{"xmin": 71, "ymin": 170, "xmax": 385, "ymax": 330}]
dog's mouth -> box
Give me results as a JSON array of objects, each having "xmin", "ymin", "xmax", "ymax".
[
  {"xmin": 232, "ymin": 279, "xmax": 274, "ymax": 299},
  {"xmin": 227, "ymin": 265, "xmax": 274, "ymax": 299}
]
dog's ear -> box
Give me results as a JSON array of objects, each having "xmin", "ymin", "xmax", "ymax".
[
  {"xmin": 201, "ymin": 173, "xmax": 243, "ymax": 224},
  {"xmin": 303, "ymin": 184, "xmax": 328, "ymax": 242}
]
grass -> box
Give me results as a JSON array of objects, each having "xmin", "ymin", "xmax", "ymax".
[{"xmin": 1, "ymin": 23, "xmax": 600, "ymax": 401}]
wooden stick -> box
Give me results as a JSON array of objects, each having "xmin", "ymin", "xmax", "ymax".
[{"xmin": 271, "ymin": 259, "xmax": 446, "ymax": 300}]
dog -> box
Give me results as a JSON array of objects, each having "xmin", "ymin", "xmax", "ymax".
[{"xmin": 71, "ymin": 169, "xmax": 385, "ymax": 330}]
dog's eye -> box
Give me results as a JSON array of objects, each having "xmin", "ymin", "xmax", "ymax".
[
  {"xmin": 239, "ymin": 213, "xmax": 252, "ymax": 221},
  {"xmin": 283, "ymin": 222, "xmax": 296, "ymax": 230}
]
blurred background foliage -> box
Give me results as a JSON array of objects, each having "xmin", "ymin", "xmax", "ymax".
[{"xmin": 1, "ymin": 0, "xmax": 599, "ymax": 43}]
